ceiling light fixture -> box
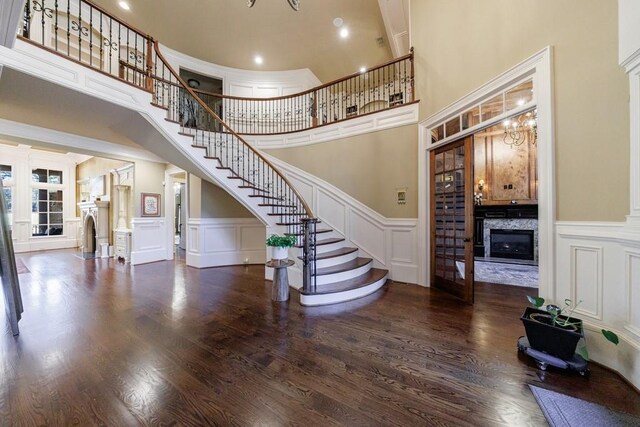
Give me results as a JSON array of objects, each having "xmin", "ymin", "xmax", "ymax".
[
  {"xmin": 503, "ymin": 110, "xmax": 537, "ymax": 147},
  {"xmin": 254, "ymin": 55, "xmax": 263, "ymax": 65},
  {"xmin": 340, "ymin": 28, "xmax": 349, "ymax": 39},
  {"xmin": 247, "ymin": 0, "xmax": 300, "ymax": 11},
  {"xmin": 333, "ymin": 17, "xmax": 344, "ymax": 27},
  {"xmin": 118, "ymin": 1, "xmax": 130, "ymax": 10}
]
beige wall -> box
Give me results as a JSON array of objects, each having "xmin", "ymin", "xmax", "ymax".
[
  {"xmin": 133, "ymin": 160, "xmax": 167, "ymax": 217},
  {"xmin": 412, "ymin": 0, "xmax": 629, "ymax": 222},
  {"xmin": 266, "ymin": 124, "xmax": 419, "ymax": 218},
  {"xmin": 188, "ymin": 175, "xmax": 254, "ymax": 218}
]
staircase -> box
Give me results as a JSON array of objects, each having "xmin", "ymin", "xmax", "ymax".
[{"xmin": 16, "ymin": 0, "xmax": 391, "ymax": 306}]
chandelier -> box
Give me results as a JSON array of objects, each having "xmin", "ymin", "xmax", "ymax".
[
  {"xmin": 247, "ymin": 0, "xmax": 300, "ymax": 11},
  {"xmin": 503, "ymin": 110, "xmax": 537, "ymax": 147}
]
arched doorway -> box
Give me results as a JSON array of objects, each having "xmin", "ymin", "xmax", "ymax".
[{"xmin": 83, "ymin": 215, "xmax": 97, "ymax": 259}]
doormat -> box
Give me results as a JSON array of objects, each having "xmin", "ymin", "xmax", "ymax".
[
  {"xmin": 456, "ymin": 260, "xmax": 538, "ymax": 287},
  {"xmin": 15, "ymin": 258, "xmax": 30, "ymax": 275},
  {"xmin": 529, "ymin": 385, "xmax": 640, "ymax": 426}
]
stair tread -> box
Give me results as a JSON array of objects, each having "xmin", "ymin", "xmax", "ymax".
[
  {"xmin": 258, "ymin": 204, "xmax": 296, "ymax": 208},
  {"xmin": 268, "ymin": 212, "xmax": 307, "ymax": 216},
  {"xmin": 301, "ymin": 268, "xmax": 388, "ymax": 295},
  {"xmin": 295, "ymin": 237, "xmax": 344, "ymax": 248},
  {"xmin": 298, "ymin": 246, "xmax": 357, "ymax": 261},
  {"xmin": 286, "ymin": 228, "xmax": 332, "ymax": 236},
  {"xmin": 315, "ymin": 257, "xmax": 372, "ymax": 276},
  {"xmin": 249, "ymin": 195, "xmax": 282, "ymax": 200},
  {"xmin": 239, "ymin": 185, "xmax": 269, "ymax": 193},
  {"xmin": 150, "ymin": 102, "xmax": 168, "ymax": 110}
]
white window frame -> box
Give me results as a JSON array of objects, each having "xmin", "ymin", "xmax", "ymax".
[{"xmin": 30, "ymin": 167, "xmax": 65, "ymax": 238}]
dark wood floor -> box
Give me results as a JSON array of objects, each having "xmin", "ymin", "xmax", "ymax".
[{"xmin": 1, "ymin": 250, "xmax": 639, "ymax": 426}]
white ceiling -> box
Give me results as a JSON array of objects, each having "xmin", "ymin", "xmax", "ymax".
[{"xmin": 90, "ymin": 0, "xmax": 393, "ymax": 82}]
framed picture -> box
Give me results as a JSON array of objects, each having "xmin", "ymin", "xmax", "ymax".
[{"xmin": 141, "ymin": 193, "xmax": 161, "ymax": 217}]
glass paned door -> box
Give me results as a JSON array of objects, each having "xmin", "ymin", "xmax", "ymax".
[{"xmin": 430, "ymin": 136, "xmax": 474, "ymax": 303}]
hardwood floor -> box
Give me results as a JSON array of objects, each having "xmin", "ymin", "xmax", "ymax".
[{"xmin": 1, "ymin": 249, "xmax": 639, "ymax": 426}]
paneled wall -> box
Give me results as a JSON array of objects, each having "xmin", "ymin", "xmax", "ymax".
[
  {"xmin": 555, "ymin": 222, "xmax": 640, "ymax": 388},
  {"xmin": 474, "ymin": 131, "xmax": 538, "ymax": 205},
  {"xmin": 267, "ymin": 154, "xmax": 419, "ymax": 284}
]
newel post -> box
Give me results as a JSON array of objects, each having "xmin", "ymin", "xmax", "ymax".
[{"xmin": 301, "ymin": 217, "xmax": 318, "ymax": 294}]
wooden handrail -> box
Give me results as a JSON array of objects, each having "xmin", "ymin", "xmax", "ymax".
[
  {"xmin": 191, "ymin": 50, "xmax": 415, "ymax": 102},
  {"xmin": 152, "ymin": 41, "xmax": 314, "ymax": 217}
]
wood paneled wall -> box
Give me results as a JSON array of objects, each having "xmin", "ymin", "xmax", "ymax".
[{"xmin": 474, "ymin": 130, "xmax": 537, "ymax": 205}]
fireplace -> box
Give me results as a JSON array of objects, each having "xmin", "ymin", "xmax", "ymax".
[{"xmin": 489, "ymin": 229, "xmax": 534, "ymax": 260}]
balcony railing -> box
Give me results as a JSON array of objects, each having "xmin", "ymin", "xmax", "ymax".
[{"xmin": 193, "ymin": 51, "xmax": 415, "ymax": 135}]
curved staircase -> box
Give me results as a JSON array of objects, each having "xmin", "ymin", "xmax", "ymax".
[
  {"xmin": 15, "ymin": 0, "xmax": 392, "ymax": 305},
  {"xmin": 146, "ymin": 41, "xmax": 388, "ymax": 306}
]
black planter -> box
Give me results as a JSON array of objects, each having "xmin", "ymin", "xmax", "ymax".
[{"xmin": 521, "ymin": 306, "xmax": 584, "ymax": 360}]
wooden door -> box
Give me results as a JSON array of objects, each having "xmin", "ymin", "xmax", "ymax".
[{"xmin": 430, "ymin": 136, "xmax": 474, "ymax": 303}]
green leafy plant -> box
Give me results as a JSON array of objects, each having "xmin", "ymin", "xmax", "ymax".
[
  {"xmin": 265, "ymin": 234, "xmax": 297, "ymax": 248},
  {"xmin": 527, "ymin": 295, "xmax": 619, "ymax": 360}
]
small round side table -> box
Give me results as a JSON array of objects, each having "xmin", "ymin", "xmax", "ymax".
[{"xmin": 266, "ymin": 259, "xmax": 295, "ymax": 302}]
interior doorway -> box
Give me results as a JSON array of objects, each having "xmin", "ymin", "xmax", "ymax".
[
  {"xmin": 165, "ymin": 169, "xmax": 187, "ymax": 261},
  {"xmin": 179, "ymin": 68, "xmax": 224, "ymax": 130},
  {"xmin": 429, "ymin": 110, "xmax": 540, "ymax": 303}
]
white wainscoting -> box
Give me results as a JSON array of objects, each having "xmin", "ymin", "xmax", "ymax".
[
  {"xmin": 12, "ymin": 218, "xmax": 81, "ymax": 253},
  {"xmin": 244, "ymin": 103, "xmax": 419, "ymax": 149},
  {"xmin": 130, "ymin": 217, "xmax": 169, "ymax": 265},
  {"xmin": 266, "ymin": 155, "xmax": 419, "ymax": 284},
  {"xmin": 186, "ymin": 218, "xmax": 266, "ymax": 268},
  {"xmin": 556, "ymin": 221, "xmax": 640, "ymax": 390}
]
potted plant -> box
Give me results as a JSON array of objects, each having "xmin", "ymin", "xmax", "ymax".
[
  {"xmin": 523, "ymin": 296, "xmax": 619, "ymax": 360},
  {"xmin": 265, "ymin": 234, "xmax": 297, "ymax": 261}
]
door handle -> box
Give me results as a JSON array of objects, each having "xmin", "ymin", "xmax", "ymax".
[{"xmin": 463, "ymin": 238, "xmax": 471, "ymax": 243}]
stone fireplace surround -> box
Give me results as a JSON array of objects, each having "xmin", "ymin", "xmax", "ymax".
[
  {"xmin": 483, "ymin": 218, "xmax": 538, "ymax": 262},
  {"xmin": 474, "ymin": 204, "xmax": 538, "ymax": 264},
  {"xmin": 78, "ymin": 201, "xmax": 110, "ymax": 258}
]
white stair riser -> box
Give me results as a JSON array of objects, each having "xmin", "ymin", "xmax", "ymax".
[
  {"xmin": 314, "ymin": 250, "xmax": 358, "ymax": 269},
  {"xmin": 315, "ymin": 262, "xmax": 373, "ymax": 285},
  {"xmin": 300, "ymin": 274, "xmax": 388, "ymax": 306},
  {"xmin": 295, "ymin": 240, "xmax": 345, "ymax": 256}
]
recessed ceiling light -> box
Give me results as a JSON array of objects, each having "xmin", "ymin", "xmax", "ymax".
[
  {"xmin": 333, "ymin": 17, "xmax": 344, "ymax": 27},
  {"xmin": 118, "ymin": 1, "xmax": 130, "ymax": 10},
  {"xmin": 254, "ymin": 55, "xmax": 263, "ymax": 65},
  {"xmin": 340, "ymin": 28, "xmax": 349, "ymax": 39},
  {"xmin": 359, "ymin": 66, "xmax": 367, "ymax": 73},
  {"xmin": 517, "ymin": 99, "xmax": 525, "ymax": 106}
]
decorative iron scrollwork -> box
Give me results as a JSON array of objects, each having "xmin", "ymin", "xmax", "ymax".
[
  {"xmin": 32, "ymin": 1, "xmax": 53, "ymax": 18},
  {"xmin": 71, "ymin": 20, "xmax": 89, "ymax": 36},
  {"xmin": 128, "ymin": 51, "xmax": 143, "ymax": 63},
  {"xmin": 103, "ymin": 38, "xmax": 118, "ymax": 51}
]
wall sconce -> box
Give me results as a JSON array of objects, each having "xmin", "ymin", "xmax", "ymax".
[{"xmin": 477, "ymin": 179, "xmax": 485, "ymax": 191}]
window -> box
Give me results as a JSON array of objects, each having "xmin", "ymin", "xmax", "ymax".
[
  {"xmin": 0, "ymin": 164, "xmax": 12, "ymax": 181},
  {"xmin": 31, "ymin": 168, "xmax": 64, "ymax": 236},
  {"xmin": 1, "ymin": 164, "xmax": 12, "ymax": 231},
  {"xmin": 32, "ymin": 168, "xmax": 63, "ymax": 184}
]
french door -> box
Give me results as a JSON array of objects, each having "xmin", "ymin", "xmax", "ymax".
[{"xmin": 430, "ymin": 136, "xmax": 474, "ymax": 303}]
